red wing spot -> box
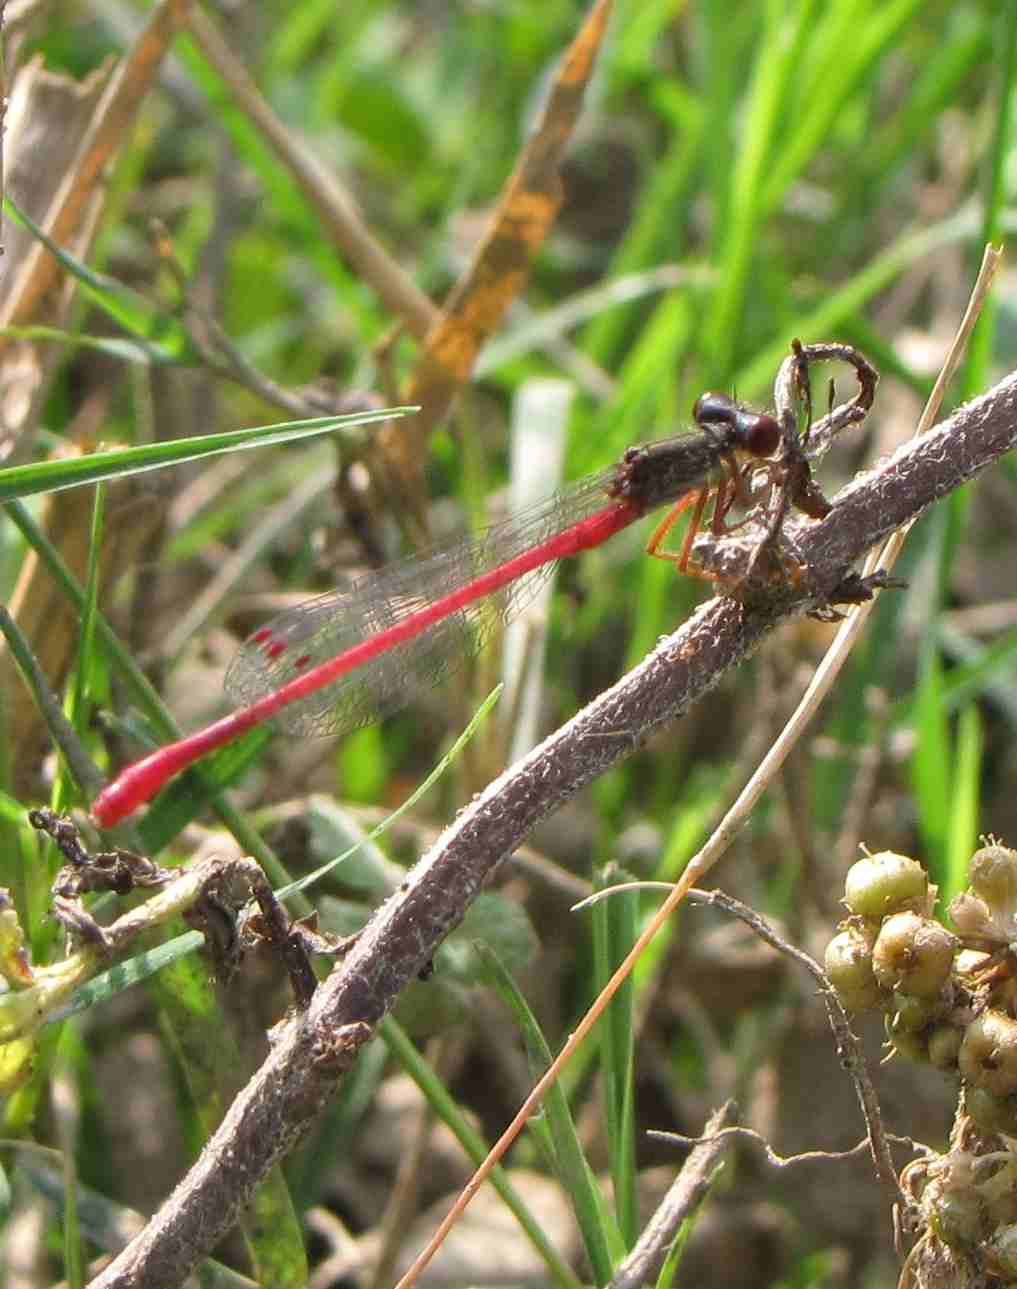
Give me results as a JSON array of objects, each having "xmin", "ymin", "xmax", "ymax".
[
  {"xmin": 293, "ymin": 654, "xmax": 311, "ymax": 671},
  {"xmin": 266, "ymin": 640, "xmax": 288, "ymax": 660},
  {"xmin": 251, "ymin": 627, "xmax": 273, "ymax": 644}
]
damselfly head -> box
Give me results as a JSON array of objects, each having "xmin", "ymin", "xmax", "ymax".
[{"xmin": 692, "ymin": 393, "xmax": 781, "ymax": 459}]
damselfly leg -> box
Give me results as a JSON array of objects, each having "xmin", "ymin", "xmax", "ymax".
[{"xmin": 649, "ymin": 341, "xmax": 880, "ymax": 586}]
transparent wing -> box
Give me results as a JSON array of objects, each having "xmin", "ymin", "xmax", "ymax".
[{"xmin": 224, "ymin": 468, "xmax": 618, "ymax": 737}]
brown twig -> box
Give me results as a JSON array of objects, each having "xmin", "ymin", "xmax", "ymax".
[
  {"xmin": 608, "ymin": 1101, "xmax": 737, "ymax": 1289},
  {"xmin": 0, "ymin": 0, "xmax": 189, "ymax": 336},
  {"xmin": 183, "ymin": 3, "xmax": 438, "ymax": 340},
  {"xmin": 679, "ymin": 887, "xmax": 911, "ymax": 1214},
  {"xmin": 86, "ymin": 355, "xmax": 1017, "ymax": 1287},
  {"xmin": 390, "ymin": 0, "xmax": 614, "ymax": 489}
]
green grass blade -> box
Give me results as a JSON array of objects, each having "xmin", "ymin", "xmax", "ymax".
[
  {"xmin": 0, "ymin": 325, "xmax": 179, "ymax": 365},
  {"xmin": 55, "ymin": 1026, "xmax": 85, "ymax": 1289},
  {"xmin": 580, "ymin": 119, "xmax": 705, "ymax": 368},
  {"xmin": 4, "ymin": 196, "xmax": 200, "ymax": 364},
  {"xmin": 591, "ymin": 865, "xmax": 638, "ymax": 1249},
  {"xmin": 477, "ymin": 942, "xmax": 624, "ymax": 1285},
  {"xmin": 58, "ymin": 482, "xmax": 107, "ymax": 812},
  {"xmin": 731, "ymin": 208, "xmax": 980, "ymax": 399},
  {"xmin": 653, "ymin": 1160, "xmax": 727, "ymax": 1289},
  {"xmin": 701, "ymin": 1, "xmax": 817, "ymax": 372},
  {"xmin": 277, "ymin": 688, "xmax": 502, "ymax": 902},
  {"xmin": 912, "ymin": 638, "xmax": 950, "ymax": 884},
  {"xmin": 935, "ymin": 624, "xmax": 1017, "ymax": 723},
  {"xmin": 46, "ymin": 932, "xmax": 208, "ymax": 1026},
  {"xmin": 757, "ymin": 0, "xmax": 928, "ymax": 218},
  {"xmin": 0, "ymin": 406, "xmax": 414, "ymax": 502},
  {"xmin": 379, "ymin": 1015, "xmax": 583, "ymax": 1289},
  {"xmin": 944, "ymin": 704, "xmax": 983, "ymax": 906},
  {"xmin": 0, "ymin": 603, "xmax": 103, "ymax": 800},
  {"xmin": 863, "ymin": 13, "xmax": 990, "ymax": 180},
  {"xmin": 960, "ymin": 1, "xmax": 1017, "ymax": 401}
]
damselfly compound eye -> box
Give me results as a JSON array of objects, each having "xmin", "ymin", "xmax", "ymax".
[
  {"xmin": 692, "ymin": 391, "xmax": 739, "ymax": 428},
  {"xmin": 744, "ymin": 413, "xmax": 780, "ymax": 458}
]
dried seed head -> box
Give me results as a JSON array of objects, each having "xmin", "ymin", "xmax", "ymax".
[
  {"xmin": 955, "ymin": 948, "xmax": 991, "ymax": 975},
  {"xmin": 886, "ymin": 1014, "xmax": 929, "ymax": 1063},
  {"xmin": 969, "ymin": 843, "xmax": 1017, "ymax": 912},
  {"xmin": 949, "ymin": 890, "xmax": 993, "ymax": 938},
  {"xmin": 986, "ymin": 1185, "xmax": 1017, "ymax": 1229},
  {"xmin": 964, "ymin": 1085, "xmax": 1017, "ymax": 1136},
  {"xmin": 959, "ymin": 1010, "xmax": 1017, "ymax": 1097},
  {"xmin": 927, "ymin": 1024, "xmax": 963, "ymax": 1071},
  {"xmin": 872, "ymin": 911, "xmax": 955, "ymax": 998},
  {"xmin": 892, "ymin": 990, "xmax": 944, "ymax": 1033},
  {"xmin": 987, "ymin": 1224, "xmax": 1017, "ymax": 1278},
  {"xmin": 928, "ymin": 1181, "xmax": 987, "ymax": 1249},
  {"xmin": 843, "ymin": 851, "xmax": 929, "ymax": 919},
  {"xmin": 824, "ymin": 926, "xmax": 881, "ymax": 1012}
]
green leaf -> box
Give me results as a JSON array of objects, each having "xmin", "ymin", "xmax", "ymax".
[
  {"xmin": 277, "ymin": 688, "xmax": 502, "ymax": 902},
  {"xmin": 438, "ymin": 892, "xmax": 539, "ymax": 982},
  {"xmin": 48, "ymin": 932, "xmax": 207, "ymax": 1026},
  {"xmin": 305, "ymin": 797, "xmax": 407, "ymax": 900}
]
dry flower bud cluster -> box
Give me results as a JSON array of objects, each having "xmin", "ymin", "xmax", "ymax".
[{"xmin": 826, "ymin": 842, "xmax": 1017, "ymax": 1283}]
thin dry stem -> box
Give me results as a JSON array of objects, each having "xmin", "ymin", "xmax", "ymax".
[
  {"xmin": 608, "ymin": 1100, "xmax": 737, "ymax": 1289},
  {"xmin": 183, "ymin": 3, "xmax": 438, "ymax": 339},
  {"xmin": 580, "ymin": 882, "xmax": 912, "ymax": 1216}
]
